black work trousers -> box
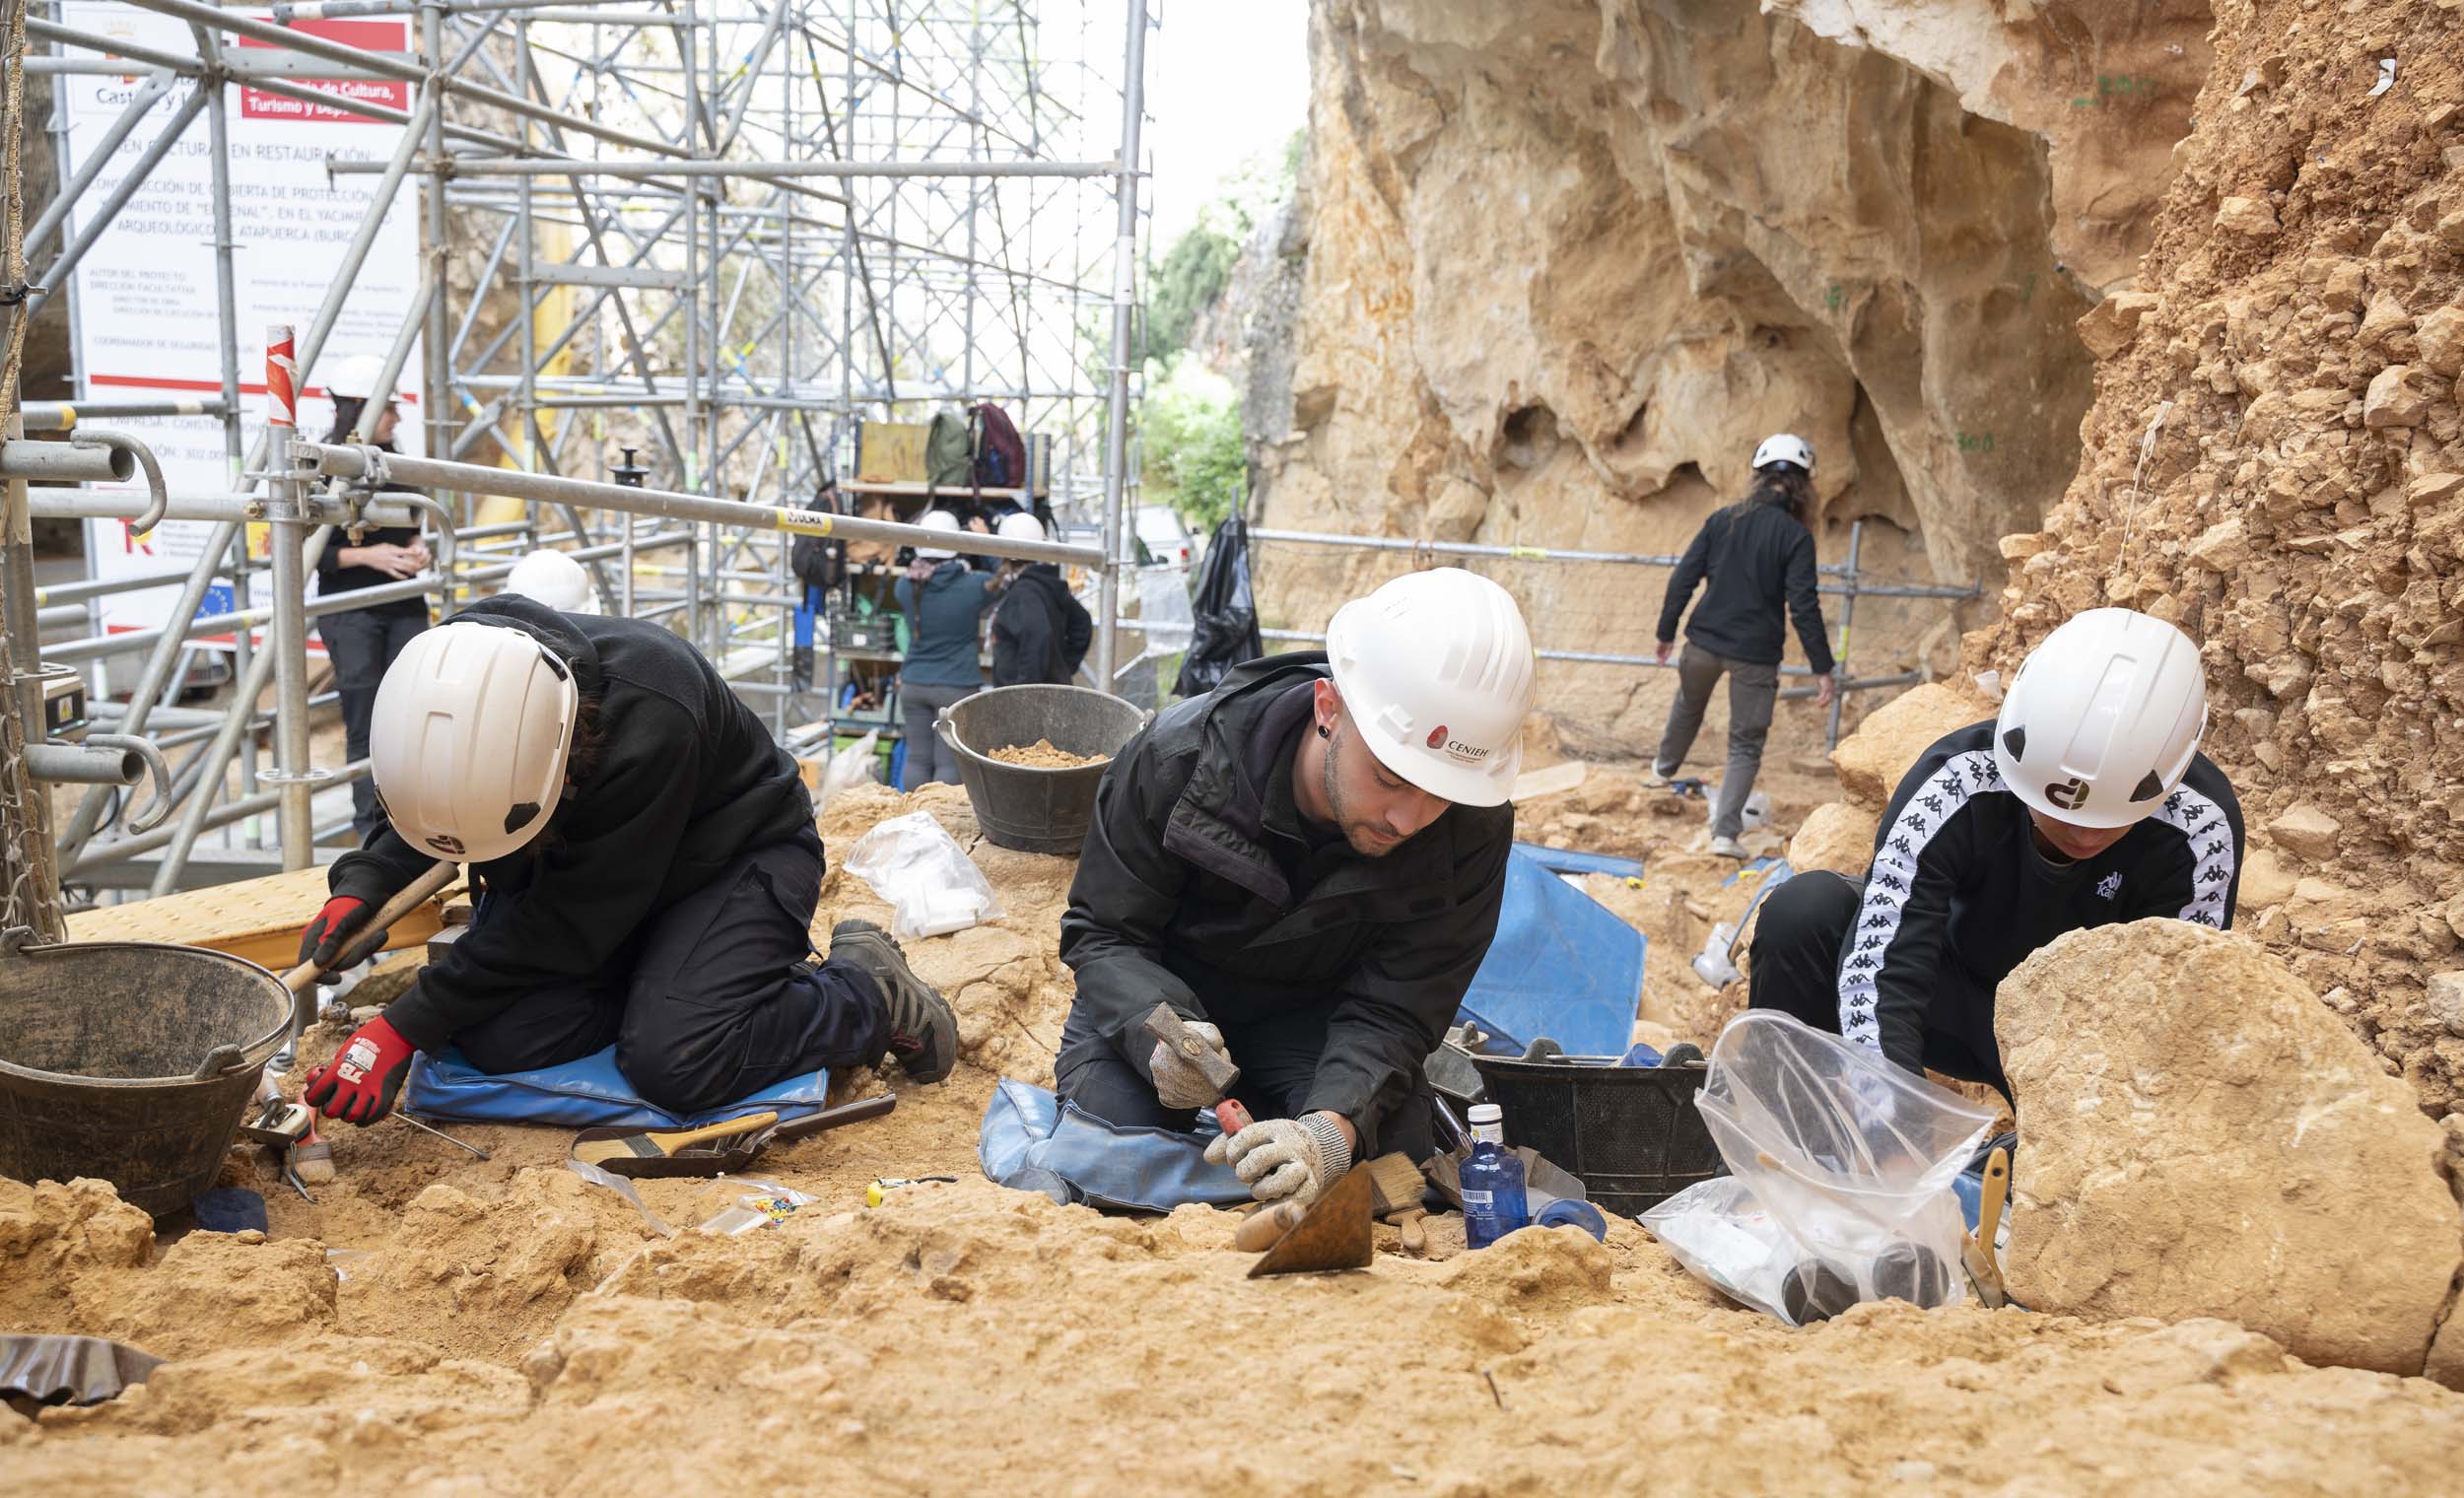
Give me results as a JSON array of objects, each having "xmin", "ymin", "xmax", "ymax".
[
  {"xmin": 1054, "ymin": 1001, "xmax": 1436, "ymax": 1163},
  {"xmin": 451, "ymin": 824, "xmax": 887, "ymax": 1113},
  {"xmin": 1745, "ymin": 869, "xmax": 2011, "ymax": 1101},
  {"xmin": 320, "ymin": 603, "xmax": 429, "ymax": 839}
]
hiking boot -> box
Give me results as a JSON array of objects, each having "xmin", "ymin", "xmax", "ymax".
[
  {"xmin": 1709, "ymin": 835, "xmax": 1749, "ymax": 860},
  {"xmin": 828, "ymin": 919, "xmax": 957, "ymax": 1084}
]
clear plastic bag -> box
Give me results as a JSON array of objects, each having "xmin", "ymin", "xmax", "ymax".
[
  {"xmin": 813, "ymin": 729, "xmax": 880, "ymax": 814},
  {"xmin": 1642, "ymin": 1011, "xmax": 1992, "ymax": 1325},
  {"xmin": 842, "ymin": 810, "xmax": 1005, "ymax": 938},
  {"xmin": 699, "ymin": 1179, "xmax": 817, "ymax": 1235}
]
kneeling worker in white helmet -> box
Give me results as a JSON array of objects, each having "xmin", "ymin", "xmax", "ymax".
[
  {"xmin": 1747, "ymin": 607, "xmax": 2244, "ymax": 1100},
  {"xmin": 292, "ymin": 594, "xmax": 958, "ymax": 1124},
  {"xmin": 1056, "ymin": 568, "xmax": 1537, "ymax": 1203}
]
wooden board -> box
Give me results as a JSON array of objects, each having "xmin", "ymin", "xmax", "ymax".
[
  {"xmin": 855, "ymin": 421, "xmax": 930, "ymax": 484},
  {"xmin": 64, "ymin": 864, "xmax": 466, "ymax": 971}
]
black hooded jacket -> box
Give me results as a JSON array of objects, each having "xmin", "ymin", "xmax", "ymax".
[
  {"xmin": 1657, "ymin": 497, "xmax": 1835, "ymax": 674},
  {"xmin": 1058, "ymin": 652, "xmax": 1514, "ymax": 1153},
  {"xmin": 326, "ymin": 595, "xmax": 813, "ymax": 1050},
  {"xmin": 992, "ymin": 564, "xmax": 1092, "ymax": 686}
]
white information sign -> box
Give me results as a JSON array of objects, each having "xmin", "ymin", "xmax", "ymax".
[{"xmin": 61, "ymin": 5, "xmax": 425, "ymax": 646}]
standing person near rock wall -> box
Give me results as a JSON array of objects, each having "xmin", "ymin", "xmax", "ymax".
[
  {"xmin": 1055, "ymin": 568, "xmax": 1535, "ymax": 1204},
  {"xmin": 1746, "ymin": 607, "xmax": 2244, "ymax": 1102},
  {"xmin": 314, "ymin": 355, "xmax": 432, "ymax": 843},
  {"xmin": 287, "ymin": 595, "xmax": 960, "ymax": 1124},
  {"xmin": 990, "ymin": 512, "xmax": 1091, "ymax": 687},
  {"xmin": 895, "ymin": 509, "xmax": 998, "ymax": 789},
  {"xmin": 1651, "ymin": 434, "xmax": 1837, "ymax": 857}
]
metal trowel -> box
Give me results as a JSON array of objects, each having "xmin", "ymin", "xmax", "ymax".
[{"xmin": 1246, "ymin": 1163, "xmax": 1374, "ymax": 1278}]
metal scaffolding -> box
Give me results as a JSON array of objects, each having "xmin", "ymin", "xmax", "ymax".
[{"xmin": 0, "ymin": 0, "xmax": 1154, "ymax": 918}]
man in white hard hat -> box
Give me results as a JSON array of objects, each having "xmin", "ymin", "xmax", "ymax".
[
  {"xmin": 502, "ymin": 548, "xmax": 599, "ymax": 614},
  {"xmin": 292, "ymin": 594, "xmax": 959, "ymax": 1124},
  {"xmin": 1056, "ymin": 567, "xmax": 1537, "ymax": 1204},
  {"xmin": 316, "ymin": 353, "xmax": 433, "ymax": 840},
  {"xmin": 1746, "ymin": 607, "xmax": 2244, "ymax": 1099},
  {"xmin": 1650, "ymin": 434, "xmax": 1836, "ymax": 857},
  {"xmin": 989, "ymin": 511, "xmax": 1091, "ymax": 686}
]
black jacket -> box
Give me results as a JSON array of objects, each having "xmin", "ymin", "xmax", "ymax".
[
  {"xmin": 315, "ymin": 448, "xmax": 426, "ymax": 618},
  {"xmin": 327, "ymin": 595, "xmax": 814, "ymax": 1050},
  {"xmin": 992, "ymin": 564, "xmax": 1092, "ymax": 686},
  {"xmin": 1657, "ymin": 498, "xmax": 1834, "ymax": 674},
  {"xmin": 1842, "ymin": 720, "xmax": 2244, "ymax": 1072},
  {"xmin": 1058, "ymin": 653, "xmax": 1514, "ymax": 1153}
]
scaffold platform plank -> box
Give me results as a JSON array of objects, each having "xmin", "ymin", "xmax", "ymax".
[{"xmin": 63, "ymin": 864, "xmax": 466, "ymax": 970}]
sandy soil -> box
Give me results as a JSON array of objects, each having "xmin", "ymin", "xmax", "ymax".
[
  {"xmin": 986, "ymin": 739, "xmax": 1110, "ymax": 769},
  {"xmin": 6, "ymin": 780, "xmax": 2462, "ymax": 1493}
]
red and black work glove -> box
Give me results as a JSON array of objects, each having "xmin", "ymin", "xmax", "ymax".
[
  {"xmin": 298, "ymin": 894, "xmax": 390, "ymax": 978},
  {"xmin": 301, "ymin": 1014, "xmax": 417, "ymax": 1124}
]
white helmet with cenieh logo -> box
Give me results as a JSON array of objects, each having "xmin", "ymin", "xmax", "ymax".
[
  {"xmin": 368, "ymin": 619, "xmax": 580, "ymax": 863},
  {"xmin": 1325, "ymin": 568, "xmax": 1537, "ymax": 808},
  {"xmin": 1992, "ymin": 607, "xmax": 2208, "ymax": 830}
]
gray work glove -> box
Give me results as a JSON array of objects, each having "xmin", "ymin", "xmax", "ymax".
[
  {"xmin": 1204, "ymin": 1112, "xmax": 1353, "ymax": 1205},
  {"xmin": 1147, "ymin": 1019, "xmax": 1230, "ymax": 1110}
]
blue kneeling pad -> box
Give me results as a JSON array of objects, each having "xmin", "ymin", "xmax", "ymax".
[
  {"xmin": 979, "ymin": 1080, "xmax": 1249, "ymax": 1213},
  {"xmin": 403, "ymin": 1045, "xmax": 831, "ymax": 1130}
]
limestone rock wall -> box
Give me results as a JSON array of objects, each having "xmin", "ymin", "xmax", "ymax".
[
  {"xmin": 1244, "ymin": 0, "xmax": 2211, "ymax": 757},
  {"xmin": 1967, "ymin": 0, "xmax": 2464, "ymax": 1117}
]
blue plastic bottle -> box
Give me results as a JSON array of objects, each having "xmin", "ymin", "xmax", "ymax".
[{"xmin": 1461, "ymin": 1103, "xmax": 1530, "ymax": 1250}]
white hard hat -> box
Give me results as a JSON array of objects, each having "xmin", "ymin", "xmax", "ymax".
[
  {"xmin": 916, "ymin": 509, "xmax": 962, "ymax": 560},
  {"xmin": 369, "ymin": 620, "xmax": 580, "ymax": 863},
  {"xmin": 1325, "ymin": 568, "xmax": 1537, "ymax": 807},
  {"xmin": 1750, "ymin": 433, "xmax": 1814, "ymax": 475},
  {"xmin": 325, "ymin": 355, "xmax": 391, "ymax": 403},
  {"xmin": 1992, "ymin": 607, "xmax": 2208, "ymax": 830},
  {"xmin": 995, "ymin": 511, "xmax": 1045, "ymax": 543},
  {"xmin": 502, "ymin": 549, "xmax": 596, "ymax": 614}
]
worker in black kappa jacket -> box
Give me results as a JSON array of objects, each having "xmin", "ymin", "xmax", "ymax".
[
  {"xmin": 290, "ymin": 595, "xmax": 959, "ymax": 1124},
  {"xmin": 1057, "ymin": 569, "xmax": 1539, "ymax": 1204},
  {"xmin": 1747, "ymin": 608, "xmax": 2244, "ymax": 1100}
]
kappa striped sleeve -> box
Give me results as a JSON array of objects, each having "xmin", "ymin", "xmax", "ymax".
[
  {"xmin": 2144, "ymin": 782, "xmax": 2239, "ymax": 929},
  {"xmin": 1837, "ymin": 750, "xmax": 2002, "ymax": 1060}
]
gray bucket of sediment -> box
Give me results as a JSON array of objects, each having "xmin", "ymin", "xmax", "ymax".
[
  {"xmin": 0, "ymin": 939, "xmax": 292, "ymax": 1216},
  {"xmin": 935, "ymin": 685, "xmax": 1151, "ymax": 854}
]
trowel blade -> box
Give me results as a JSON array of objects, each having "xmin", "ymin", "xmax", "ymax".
[{"xmin": 1247, "ymin": 1163, "xmax": 1374, "ymax": 1278}]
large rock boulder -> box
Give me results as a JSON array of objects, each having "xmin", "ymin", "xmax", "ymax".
[
  {"xmin": 1786, "ymin": 800, "xmax": 1879, "ymax": 877},
  {"xmin": 1828, "ymin": 682, "xmax": 1994, "ymax": 810},
  {"xmin": 1997, "ymin": 920, "xmax": 2463, "ymax": 1381}
]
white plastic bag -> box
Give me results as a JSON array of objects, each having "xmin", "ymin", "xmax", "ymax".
[
  {"xmin": 842, "ymin": 810, "xmax": 1005, "ymax": 938},
  {"xmin": 812, "ymin": 729, "xmax": 880, "ymax": 814},
  {"xmin": 1642, "ymin": 1011, "xmax": 1992, "ymax": 1325}
]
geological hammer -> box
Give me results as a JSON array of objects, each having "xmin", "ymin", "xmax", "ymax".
[{"xmin": 1140, "ymin": 1003, "xmax": 1250, "ymax": 1135}]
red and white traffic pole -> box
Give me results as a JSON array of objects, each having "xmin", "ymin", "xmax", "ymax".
[{"xmin": 261, "ymin": 323, "xmax": 317, "ymax": 870}]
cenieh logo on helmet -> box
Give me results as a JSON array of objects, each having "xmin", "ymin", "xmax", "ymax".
[{"xmin": 1425, "ymin": 722, "xmax": 1492, "ymax": 766}]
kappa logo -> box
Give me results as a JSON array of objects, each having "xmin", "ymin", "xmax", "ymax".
[
  {"xmin": 2096, "ymin": 871, "xmax": 2123, "ymax": 901},
  {"xmin": 2045, "ymin": 776, "xmax": 2088, "ymax": 811}
]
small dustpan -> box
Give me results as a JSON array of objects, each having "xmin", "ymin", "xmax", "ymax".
[{"xmin": 1247, "ymin": 1163, "xmax": 1374, "ymax": 1278}]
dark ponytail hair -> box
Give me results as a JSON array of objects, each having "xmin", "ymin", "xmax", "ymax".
[
  {"xmin": 323, "ymin": 396, "xmax": 366, "ymax": 445},
  {"xmin": 1730, "ymin": 465, "xmax": 1813, "ymax": 524}
]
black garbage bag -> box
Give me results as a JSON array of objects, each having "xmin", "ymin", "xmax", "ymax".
[{"xmin": 1174, "ymin": 515, "xmax": 1263, "ymax": 698}]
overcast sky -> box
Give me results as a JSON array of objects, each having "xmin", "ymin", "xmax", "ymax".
[{"xmin": 1143, "ymin": 0, "xmax": 1312, "ymax": 243}]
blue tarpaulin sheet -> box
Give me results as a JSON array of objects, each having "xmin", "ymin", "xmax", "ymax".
[
  {"xmin": 1511, "ymin": 841, "xmax": 1646, "ymax": 880},
  {"xmin": 978, "ymin": 1080, "xmax": 1250, "ymax": 1213},
  {"xmin": 401, "ymin": 1045, "xmax": 830, "ymax": 1130},
  {"xmin": 1456, "ymin": 847, "xmax": 1644, "ymax": 1057}
]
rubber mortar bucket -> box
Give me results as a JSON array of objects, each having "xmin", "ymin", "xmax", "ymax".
[
  {"xmin": 935, "ymin": 684, "xmax": 1151, "ymax": 854},
  {"xmin": 0, "ymin": 938, "xmax": 292, "ymax": 1216},
  {"xmin": 1467, "ymin": 1054, "xmax": 1724, "ymax": 1216}
]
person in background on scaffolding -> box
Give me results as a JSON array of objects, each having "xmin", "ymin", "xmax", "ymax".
[
  {"xmin": 896, "ymin": 509, "xmax": 999, "ymax": 788},
  {"xmin": 990, "ymin": 511, "xmax": 1091, "ymax": 687},
  {"xmin": 288, "ymin": 593, "xmax": 960, "ymax": 1124},
  {"xmin": 314, "ymin": 355, "xmax": 432, "ymax": 844},
  {"xmin": 1649, "ymin": 433, "xmax": 1837, "ymax": 858}
]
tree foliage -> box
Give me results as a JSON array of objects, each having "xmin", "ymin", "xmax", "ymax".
[{"xmin": 1143, "ymin": 358, "xmax": 1244, "ymax": 530}]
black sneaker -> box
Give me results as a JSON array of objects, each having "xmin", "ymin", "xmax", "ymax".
[{"xmin": 828, "ymin": 919, "xmax": 958, "ymax": 1084}]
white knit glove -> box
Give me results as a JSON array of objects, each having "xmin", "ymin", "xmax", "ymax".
[
  {"xmin": 1148, "ymin": 1020, "xmax": 1230, "ymax": 1110},
  {"xmin": 1204, "ymin": 1112, "xmax": 1353, "ymax": 1204}
]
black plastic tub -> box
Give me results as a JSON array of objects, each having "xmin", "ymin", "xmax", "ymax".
[
  {"xmin": 1468, "ymin": 1054, "xmax": 1723, "ymax": 1216},
  {"xmin": 935, "ymin": 685, "xmax": 1150, "ymax": 854}
]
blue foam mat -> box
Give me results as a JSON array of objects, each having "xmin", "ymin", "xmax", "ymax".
[
  {"xmin": 1456, "ymin": 847, "xmax": 1645, "ymax": 1057},
  {"xmin": 402, "ymin": 1045, "xmax": 830, "ymax": 1130}
]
